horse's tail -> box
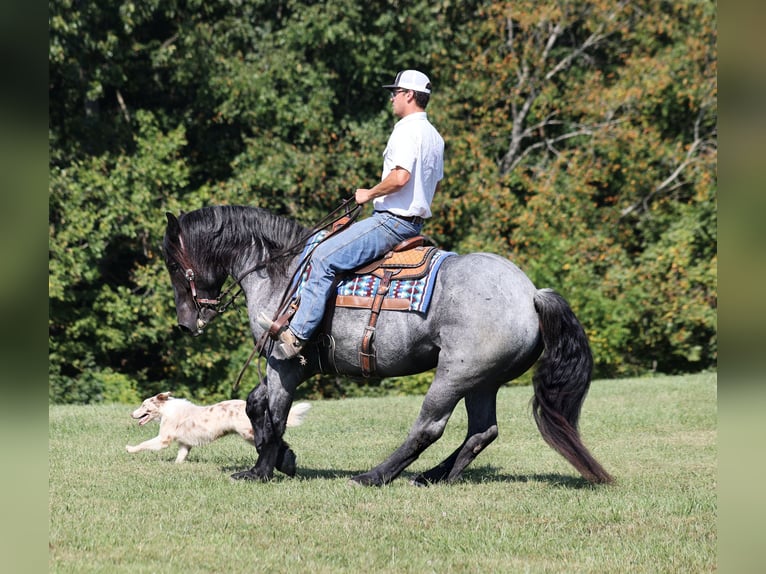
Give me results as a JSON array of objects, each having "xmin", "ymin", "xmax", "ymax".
[{"xmin": 531, "ymin": 288, "xmax": 613, "ymax": 484}]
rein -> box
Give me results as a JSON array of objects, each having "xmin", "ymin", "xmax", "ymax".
[{"xmin": 233, "ymin": 198, "xmax": 362, "ymax": 392}]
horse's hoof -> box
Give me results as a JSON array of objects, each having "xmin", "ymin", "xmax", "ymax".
[
  {"xmin": 230, "ymin": 470, "xmax": 270, "ymax": 482},
  {"xmin": 276, "ymin": 448, "xmax": 297, "ymax": 477},
  {"xmin": 410, "ymin": 475, "xmax": 432, "ymax": 487},
  {"xmin": 349, "ymin": 473, "xmax": 383, "ymax": 487}
]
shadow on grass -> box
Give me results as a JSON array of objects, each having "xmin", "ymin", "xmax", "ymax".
[
  {"xmin": 219, "ymin": 460, "xmax": 595, "ymax": 488},
  {"xmin": 219, "ymin": 459, "xmax": 359, "ymax": 481},
  {"xmin": 456, "ymin": 465, "xmax": 598, "ymax": 489}
]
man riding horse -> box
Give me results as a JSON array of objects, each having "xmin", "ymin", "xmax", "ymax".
[{"xmin": 259, "ymin": 69, "xmax": 445, "ymax": 360}]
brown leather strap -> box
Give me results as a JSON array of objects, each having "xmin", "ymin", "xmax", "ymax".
[
  {"xmin": 331, "ymin": 216, "xmax": 352, "ymax": 235},
  {"xmin": 359, "ymin": 269, "xmax": 393, "ymax": 377},
  {"xmin": 267, "ymin": 299, "xmax": 299, "ymax": 340},
  {"xmin": 335, "ymin": 295, "xmax": 410, "ymax": 310},
  {"xmin": 392, "ymin": 236, "xmax": 425, "ymax": 252}
]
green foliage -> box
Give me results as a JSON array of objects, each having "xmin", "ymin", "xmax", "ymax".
[{"xmin": 49, "ymin": 0, "xmax": 716, "ymax": 402}]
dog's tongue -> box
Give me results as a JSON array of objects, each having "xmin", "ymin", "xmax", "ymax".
[{"xmin": 138, "ymin": 415, "xmax": 150, "ymax": 426}]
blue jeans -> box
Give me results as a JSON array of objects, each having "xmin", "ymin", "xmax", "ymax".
[{"xmin": 289, "ymin": 211, "xmax": 423, "ymax": 341}]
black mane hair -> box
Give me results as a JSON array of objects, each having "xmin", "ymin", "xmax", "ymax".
[{"xmin": 170, "ymin": 205, "xmax": 309, "ymax": 280}]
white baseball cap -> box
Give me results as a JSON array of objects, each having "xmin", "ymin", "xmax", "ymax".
[{"xmin": 382, "ymin": 69, "xmax": 432, "ymax": 94}]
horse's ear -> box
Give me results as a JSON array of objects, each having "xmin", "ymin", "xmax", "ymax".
[{"xmin": 165, "ymin": 212, "xmax": 181, "ymax": 239}]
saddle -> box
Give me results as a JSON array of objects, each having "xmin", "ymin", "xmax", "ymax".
[
  {"xmin": 331, "ymin": 236, "xmax": 438, "ymax": 377},
  {"xmin": 334, "ymin": 236, "xmax": 438, "ymax": 310}
]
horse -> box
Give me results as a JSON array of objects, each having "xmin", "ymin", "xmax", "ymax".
[{"xmin": 162, "ymin": 204, "xmax": 612, "ymax": 486}]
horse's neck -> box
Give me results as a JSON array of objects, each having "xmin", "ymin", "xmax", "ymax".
[
  {"xmin": 235, "ymin": 253, "xmax": 302, "ymax": 311},
  {"xmin": 232, "ymin": 255, "xmax": 299, "ymax": 285},
  {"xmin": 205, "ymin": 206, "xmax": 307, "ymax": 309}
]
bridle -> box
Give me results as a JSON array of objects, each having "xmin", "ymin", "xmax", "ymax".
[
  {"xmin": 182, "ymin": 267, "xmax": 243, "ymax": 332},
  {"xmin": 184, "ymin": 268, "xmax": 223, "ymax": 309},
  {"xmin": 171, "ymin": 197, "xmax": 362, "ymax": 404},
  {"xmin": 174, "ymin": 232, "xmax": 243, "ymax": 331},
  {"xmin": 183, "ymin": 266, "xmax": 243, "ymax": 318}
]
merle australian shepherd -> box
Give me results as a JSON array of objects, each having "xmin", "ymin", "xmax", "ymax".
[{"xmin": 126, "ymin": 392, "xmax": 310, "ymax": 463}]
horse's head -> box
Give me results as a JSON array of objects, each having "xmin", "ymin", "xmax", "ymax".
[{"xmin": 162, "ymin": 211, "xmax": 223, "ymax": 336}]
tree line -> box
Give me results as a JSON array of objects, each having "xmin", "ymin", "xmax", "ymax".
[{"xmin": 49, "ymin": 0, "xmax": 717, "ymax": 403}]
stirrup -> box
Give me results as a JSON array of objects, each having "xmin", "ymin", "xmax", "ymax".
[
  {"xmin": 279, "ymin": 336, "xmax": 305, "ymax": 361},
  {"xmin": 258, "ymin": 313, "xmax": 306, "ymax": 360}
]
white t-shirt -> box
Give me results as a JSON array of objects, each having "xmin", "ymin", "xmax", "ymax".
[{"xmin": 373, "ymin": 112, "xmax": 444, "ymax": 218}]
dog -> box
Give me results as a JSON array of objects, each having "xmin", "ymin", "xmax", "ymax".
[{"xmin": 126, "ymin": 392, "xmax": 311, "ymax": 463}]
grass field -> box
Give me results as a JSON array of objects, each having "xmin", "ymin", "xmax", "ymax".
[{"xmin": 49, "ymin": 373, "xmax": 716, "ymax": 573}]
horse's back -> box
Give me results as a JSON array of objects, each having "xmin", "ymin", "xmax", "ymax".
[
  {"xmin": 433, "ymin": 252, "xmax": 539, "ymax": 319},
  {"xmin": 370, "ymin": 252, "xmax": 542, "ymax": 378}
]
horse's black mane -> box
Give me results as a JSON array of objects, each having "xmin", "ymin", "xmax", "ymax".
[{"xmin": 176, "ymin": 205, "xmax": 309, "ymax": 279}]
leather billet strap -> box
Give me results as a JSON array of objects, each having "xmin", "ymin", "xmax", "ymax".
[{"xmin": 359, "ymin": 269, "xmax": 394, "ymax": 377}]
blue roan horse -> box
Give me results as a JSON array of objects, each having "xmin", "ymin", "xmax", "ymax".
[{"xmin": 163, "ymin": 205, "xmax": 612, "ymax": 486}]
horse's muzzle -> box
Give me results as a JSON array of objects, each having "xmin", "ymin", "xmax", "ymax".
[{"xmin": 177, "ymin": 307, "xmax": 217, "ymax": 337}]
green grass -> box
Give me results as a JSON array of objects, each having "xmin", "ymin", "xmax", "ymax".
[{"xmin": 49, "ymin": 373, "xmax": 716, "ymax": 573}]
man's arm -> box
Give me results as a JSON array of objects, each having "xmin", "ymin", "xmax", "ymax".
[{"xmin": 355, "ymin": 167, "xmax": 411, "ymax": 205}]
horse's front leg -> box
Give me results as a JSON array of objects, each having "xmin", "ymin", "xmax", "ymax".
[{"xmin": 231, "ymin": 376, "xmax": 297, "ymax": 481}]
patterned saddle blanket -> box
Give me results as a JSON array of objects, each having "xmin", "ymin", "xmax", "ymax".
[{"xmin": 294, "ymin": 232, "xmax": 455, "ymax": 314}]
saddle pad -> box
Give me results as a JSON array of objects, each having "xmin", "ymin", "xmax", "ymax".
[
  {"xmin": 293, "ymin": 231, "xmax": 456, "ymax": 314},
  {"xmin": 335, "ymin": 249, "xmax": 455, "ymax": 313}
]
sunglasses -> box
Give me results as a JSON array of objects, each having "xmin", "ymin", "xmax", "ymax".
[{"xmin": 389, "ymin": 89, "xmax": 410, "ymax": 99}]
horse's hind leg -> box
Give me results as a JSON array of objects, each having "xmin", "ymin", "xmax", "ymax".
[
  {"xmin": 412, "ymin": 387, "xmax": 499, "ymax": 486},
  {"xmin": 350, "ymin": 375, "xmax": 463, "ymax": 487}
]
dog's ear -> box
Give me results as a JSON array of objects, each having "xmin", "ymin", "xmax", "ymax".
[{"xmin": 157, "ymin": 392, "xmax": 171, "ymax": 401}]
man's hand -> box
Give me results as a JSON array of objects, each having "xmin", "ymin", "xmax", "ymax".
[{"xmin": 355, "ymin": 188, "xmax": 373, "ymax": 204}]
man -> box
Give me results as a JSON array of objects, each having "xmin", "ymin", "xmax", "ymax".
[{"xmin": 260, "ymin": 69, "xmax": 445, "ymax": 359}]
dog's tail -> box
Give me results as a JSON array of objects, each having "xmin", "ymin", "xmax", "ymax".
[{"xmin": 286, "ymin": 402, "xmax": 311, "ymax": 427}]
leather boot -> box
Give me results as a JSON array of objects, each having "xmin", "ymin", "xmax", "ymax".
[{"xmin": 257, "ymin": 313, "xmax": 305, "ymax": 359}]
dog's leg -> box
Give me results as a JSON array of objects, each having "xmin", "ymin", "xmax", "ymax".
[
  {"xmin": 175, "ymin": 444, "xmax": 191, "ymax": 463},
  {"xmin": 126, "ymin": 435, "xmax": 171, "ymax": 454}
]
